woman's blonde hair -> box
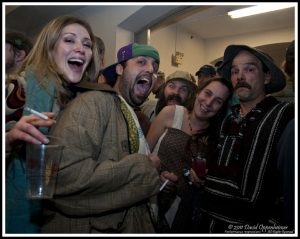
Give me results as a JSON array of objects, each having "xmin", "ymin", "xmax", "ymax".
[{"xmin": 19, "ymin": 15, "xmax": 100, "ymax": 106}]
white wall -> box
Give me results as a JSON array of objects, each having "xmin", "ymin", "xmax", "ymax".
[
  {"xmin": 150, "ymin": 23, "xmax": 294, "ymax": 78},
  {"xmin": 8, "ymin": 5, "xmax": 293, "ymax": 77},
  {"xmin": 72, "ymin": 5, "xmax": 141, "ymax": 66},
  {"xmin": 205, "ymin": 27, "xmax": 295, "ymax": 63},
  {"xmin": 150, "ymin": 24, "xmax": 205, "ymax": 77},
  {"xmin": 13, "ymin": 5, "xmax": 292, "ymax": 77},
  {"xmin": 116, "ymin": 27, "xmax": 134, "ymax": 57}
]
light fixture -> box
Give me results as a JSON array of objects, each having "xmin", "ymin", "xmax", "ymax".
[{"xmin": 228, "ymin": 3, "xmax": 295, "ymax": 19}]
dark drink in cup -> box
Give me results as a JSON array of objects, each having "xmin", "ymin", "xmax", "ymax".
[{"xmin": 192, "ymin": 154, "xmax": 206, "ymax": 178}]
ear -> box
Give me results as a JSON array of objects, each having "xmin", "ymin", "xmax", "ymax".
[
  {"xmin": 15, "ymin": 50, "xmax": 27, "ymax": 62},
  {"xmin": 116, "ymin": 64, "xmax": 123, "ymax": 76},
  {"xmin": 264, "ymin": 71, "xmax": 271, "ymax": 84}
]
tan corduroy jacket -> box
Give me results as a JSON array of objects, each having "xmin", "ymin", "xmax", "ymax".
[{"xmin": 42, "ymin": 88, "xmax": 160, "ymax": 233}]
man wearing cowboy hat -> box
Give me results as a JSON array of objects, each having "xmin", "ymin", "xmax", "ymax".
[
  {"xmin": 193, "ymin": 45, "xmax": 294, "ymax": 233},
  {"xmin": 41, "ymin": 43, "xmax": 161, "ymax": 233}
]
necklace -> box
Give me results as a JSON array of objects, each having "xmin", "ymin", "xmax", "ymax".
[{"xmin": 188, "ymin": 114, "xmax": 208, "ymax": 135}]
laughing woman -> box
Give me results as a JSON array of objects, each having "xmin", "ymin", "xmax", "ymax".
[
  {"xmin": 5, "ymin": 15, "xmax": 100, "ymax": 233},
  {"xmin": 146, "ymin": 77, "xmax": 233, "ymax": 232}
]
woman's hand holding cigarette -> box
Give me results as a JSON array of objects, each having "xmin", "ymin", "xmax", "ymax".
[{"xmin": 6, "ymin": 111, "xmax": 56, "ymax": 152}]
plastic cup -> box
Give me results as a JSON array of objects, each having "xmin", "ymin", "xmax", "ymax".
[{"xmin": 26, "ymin": 136, "xmax": 63, "ymax": 199}]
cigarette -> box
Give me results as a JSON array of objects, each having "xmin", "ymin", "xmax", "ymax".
[
  {"xmin": 25, "ymin": 107, "xmax": 49, "ymax": 120},
  {"xmin": 159, "ymin": 179, "xmax": 169, "ymax": 192}
]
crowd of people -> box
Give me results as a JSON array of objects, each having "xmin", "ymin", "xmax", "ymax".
[{"xmin": 5, "ymin": 15, "xmax": 295, "ymax": 234}]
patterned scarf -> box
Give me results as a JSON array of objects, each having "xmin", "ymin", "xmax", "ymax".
[{"xmin": 119, "ymin": 97, "xmax": 139, "ymax": 154}]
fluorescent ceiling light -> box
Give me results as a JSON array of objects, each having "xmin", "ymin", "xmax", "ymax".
[{"xmin": 228, "ymin": 3, "xmax": 295, "ymax": 19}]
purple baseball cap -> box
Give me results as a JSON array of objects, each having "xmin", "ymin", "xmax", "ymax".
[{"xmin": 102, "ymin": 43, "xmax": 160, "ymax": 86}]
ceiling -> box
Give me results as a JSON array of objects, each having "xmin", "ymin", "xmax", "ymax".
[
  {"xmin": 122, "ymin": 4, "xmax": 295, "ymax": 65},
  {"xmin": 5, "ymin": 5, "xmax": 87, "ymax": 35},
  {"xmin": 174, "ymin": 5, "xmax": 295, "ymax": 64},
  {"xmin": 5, "ymin": 4, "xmax": 295, "ymax": 40},
  {"xmin": 5, "ymin": 4, "xmax": 295, "ymax": 65},
  {"xmin": 174, "ymin": 5, "xmax": 295, "ymax": 40}
]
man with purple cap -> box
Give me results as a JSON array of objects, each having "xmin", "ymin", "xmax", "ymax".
[
  {"xmin": 41, "ymin": 43, "xmax": 161, "ymax": 233},
  {"xmin": 193, "ymin": 44, "xmax": 294, "ymax": 233},
  {"xmin": 103, "ymin": 43, "xmax": 161, "ymax": 135}
]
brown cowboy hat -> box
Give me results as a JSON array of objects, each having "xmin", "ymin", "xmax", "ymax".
[{"xmin": 218, "ymin": 44, "xmax": 286, "ymax": 94}]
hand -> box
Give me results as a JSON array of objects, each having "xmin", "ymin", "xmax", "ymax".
[
  {"xmin": 160, "ymin": 171, "xmax": 178, "ymax": 193},
  {"xmin": 148, "ymin": 153, "xmax": 160, "ymax": 171},
  {"xmin": 6, "ymin": 112, "xmax": 56, "ymax": 151}
]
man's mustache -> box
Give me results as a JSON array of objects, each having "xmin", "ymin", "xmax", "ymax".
[
  {"xmin": 166, "ymin": 94, "xmax": 183, "ymax": 104},
  {"xmin": 234, "ymin": 82, "xmax": 251, "ymax": 91}
]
